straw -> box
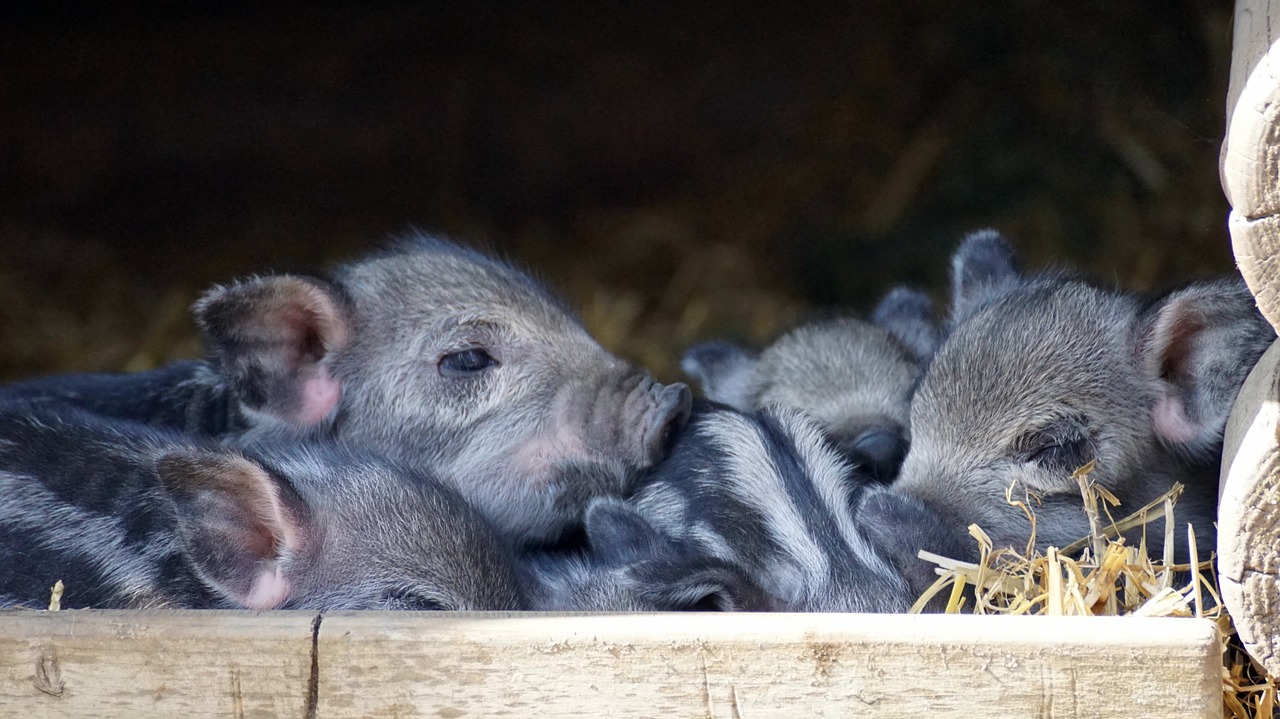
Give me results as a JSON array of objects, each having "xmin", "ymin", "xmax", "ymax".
[{"xmin": 910, "ymin": 465, "xmax": 1276, "ymax": 716}]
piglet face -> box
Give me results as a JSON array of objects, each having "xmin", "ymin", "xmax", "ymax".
[
  {"xmin": 896, "ymin": 282, "xmax": 1155, "ymax": 554},
  {"xmin": 328, "ymin": 238, "xmax": 691, "ymax": 544},
  {"xmin": 681, "ymin": 287, "xmax": 938, "ymax": 484},
  {"xmin": 197, "ymin": 236, "xmax": 691, "ymax": 545},
  {"xmin": 895, "ymin": 231, "xmax": 1270, "ymax": 562}
]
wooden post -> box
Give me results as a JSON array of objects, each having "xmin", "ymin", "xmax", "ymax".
[
  {"xmin": 1220, "ymin": 339, "xmax": 1280, "ymax": 677},
  {"xmin": 1220, "ymin": 0, "xmax": 1280, "ymax": 678},
  {"xmin": 1223, "ymin": 0, "xmax": 1280, "ymax": 331},
  {"xmin": 1223, "ymin": 0, "xmax": 1280, "ymax": 213}
]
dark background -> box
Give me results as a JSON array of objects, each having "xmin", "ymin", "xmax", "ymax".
[{"xmin": 0, "ymin": 2, "xmax": 1237, "ymax": 382}]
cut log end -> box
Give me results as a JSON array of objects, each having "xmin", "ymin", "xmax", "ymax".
[
  {"xmin": 1220, "ymin": 338, "xmax": 1280, "ymax": 676},
  {"xmin": 1230, "ymin": 211, "xmax": 1280, "ymax": 335}
]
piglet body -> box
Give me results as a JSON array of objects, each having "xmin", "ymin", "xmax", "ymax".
[{"xmin": 0, "ymin": 402, "xmax": 523, "ymax": 611}]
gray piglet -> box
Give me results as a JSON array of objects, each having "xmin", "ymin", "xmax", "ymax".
[
  {"xmin": 895, "ymin": 230, "xmax": 1274, "ymax": 561},
  {"xmin": 3, "ymin": 234, "xmax": 692, "ymax": 546},
  {"xmin": 602, "ymin": 401, "xmax": 963, "ymax": 612},
  {"xmin": 681, "ymin": 287, "xmax": 938, "ymax": 482},
  {"xmin": 0, "ymin": 401, "xmax": 524, "ymax": 611}
]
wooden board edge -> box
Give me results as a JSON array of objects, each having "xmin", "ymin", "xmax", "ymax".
[
  {"xmin": 0, "ymin": 609, "xmax": 1224, "ymax": 718},
  {"xmin": 316, "ymin": 612, "xmax": 1222, "ymax": 718},
  {"xmin": 0, "ymin": 609, "xmax": 320, "ymax": 719}
]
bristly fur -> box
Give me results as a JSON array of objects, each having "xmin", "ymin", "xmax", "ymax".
[
  {"xmin": 0, "ymin": 230, "xmax": 692, "ymax": 548},
  {"xmin": 682, "ymin": 285, "xmax": 940, "ymax": 483},
  {"xmin": 618, "ymin": 401, "xmax": 918, "ymax": 612},
  {"xmin": 0, "ymin": 401, "xmax": 525, "ymax": 611},
  {"xmin": 897, "ymin": 231, "xmax": 1273, "ymax": 563}
]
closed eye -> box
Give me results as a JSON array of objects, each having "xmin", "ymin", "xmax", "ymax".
[
  {"xmin": 1028, "ymin": 438, "xmax": 1090, "ymax": 469},
  {"xmin": 1023, "ymin": 422, "xmax": 1093, "ymax": 473}
]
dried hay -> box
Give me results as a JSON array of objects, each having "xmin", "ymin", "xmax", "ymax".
[
  {"xmin": 47, "ymin": 579, "xmax": 62, "ymax": 611},
  {"xmin": 909, "ymin": 461, "xmax": 1279, "ymax": 717}
]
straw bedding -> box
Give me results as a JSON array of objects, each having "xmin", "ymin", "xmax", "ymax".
[{"xmin": 908, "ymin": 461, "xmax": 1277, "ymax": 717}]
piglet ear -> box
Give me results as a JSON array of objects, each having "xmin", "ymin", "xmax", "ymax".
[
  {"xmin": 1138, "ymin": 279, "xmax": 1275, "ymax": 458},
  {"xmin": 194, "ymin": 275, "xmax": 351, "ymax": 429},
  {"xmin": 583, "ymin": 497, "xmax": 671, "ymax": 567},
  {"xmin": 949, "ymin": 229, "xmax": 1021, "ymax": 324},
  {"xmin": 871, "ymin": 286, "xmax": 940, "ymax": 363},
  {"xmin": 857, "ymin": 487, "xmax": 971, "ymax": 606},
  {"xmin": 155, "ymin": 449, "xmax": 311, "ymax": 609},
  {"xmin": 632, "ymin": 560, "xmax": 774, "ymax": 612},
  {"xmin": 680, "ymin": 341, "xmax": 759, "ymax": 409}
]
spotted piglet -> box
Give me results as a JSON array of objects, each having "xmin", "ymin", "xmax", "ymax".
[{"xmin": 0, "ymin": 401, "xmax": 526, "ymax": 610}]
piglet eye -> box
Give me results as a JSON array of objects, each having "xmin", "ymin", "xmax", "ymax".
[
  {"xmin": 439, "ymin": 348, "xmax": 497, "ymax": 377},
  {"xmin": 680, "ymin": 591, "xmax": 734, "ymax": 612},
  {"xmin": 1028, "ymin": 436, "xmax": 1090, "ymax": 471}
]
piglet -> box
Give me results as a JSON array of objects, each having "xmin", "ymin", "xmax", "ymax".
[
  {"xmin": 606, "ymin": 401, "xmax": 957, "ymax": 612},
  {"xmin": 682, "ymin": 287, "xmax": 938, "ymax": 482},
  {"xmin": 3, "ymin": 234, "xmax": 692, "ymax": 546},
  {"xmin": 0, "ymin": 402, "xmax": 524, "ymax": 610},
  {"xmin": 895, "ymin": 230, "xmax": 1274, "ymax": 561}
]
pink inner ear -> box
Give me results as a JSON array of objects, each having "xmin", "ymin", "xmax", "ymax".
[
  {"xmin": 293, "ymin": 370, "xmax": 342, "ymax": 426},
  {"xmin": 242, "ymin": 566, "xmax": 292, "ymax": 610},
  {"xmin": 1153, "ymin": 395, "xmax": 1199, "ymax": 444}
]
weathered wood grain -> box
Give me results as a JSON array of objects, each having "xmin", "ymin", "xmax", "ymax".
[
  {"xmin": 1220, "ymin": 339, "xmax": 1280, "ymax": 678},
  {"xmin": 1220, "ymin": 0, "xmax": 1280, "ymax": 681},
  {"xmin": 318, "ymin": 612, "xmax": 1220, "ymax": 718},
  {"xmin": 1230, "ymin": 212, "xmax": 1280, "ymax": 339},
  {"xmin": 0, "ymin": 609, "xmax": 317, "ymax": 719},
  {"xmin": 0, "ymin": 610, "xmax": 1222, "ymax": 718},
  {"xmin": 1223, "ymin": 0, "xmax": 1280, "ymax": 216},
  {"xmin": 1223, "ymin": 0, "xmax": 1280, "ymax": 331}
]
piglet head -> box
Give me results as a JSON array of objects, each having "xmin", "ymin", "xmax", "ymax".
[
  {"xmin": 192, "ymin": 236, "xmax": 692, "ymax": 546},
  {"xmin": 681, "ymin": 286, "xmax": 938, "ymax": 483},
  {"xmin": 157, "ymin": 445, "xmax": 526, "ymax": 611},
  {"xmin": 896, "ymin": 231, "xmax": 1268, "ymax": 562},
  {"xmin": 326, "ymin": 236, "xmax": 691, "ymax": 545},
  {"xmin": 521, "ymin": 497, "xmax": 774, "ymax": 611}
]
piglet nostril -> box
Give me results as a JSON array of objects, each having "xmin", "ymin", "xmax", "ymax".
[{"xmin": 642, "ymin": 382, "xmax": 692, "ymax": 466}]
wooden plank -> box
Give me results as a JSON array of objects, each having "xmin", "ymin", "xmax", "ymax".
[
  {"xmin": 1220, "ymin": 338, "xmax": 1280, "ymax": 678},
  {"xmin": 0, "ymin": 609, "xmax": 318, "ymax": 719},
  {"xmin": 1221, "ymin": 0, "xmax": 1280, "ymax": 678},
  {"xmin": 1229, "ymin": 212, "xmax": 1280, "ymax": 336},
  {"xmin": 318, "ymin": 612, "xmax": 1222, "ymax": 718},
  {"xmin": 0, "ymin": 610, "xmax": 1222, "ymax": 717}
]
